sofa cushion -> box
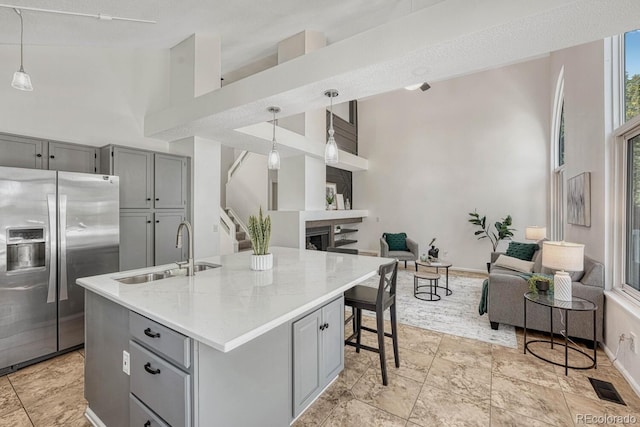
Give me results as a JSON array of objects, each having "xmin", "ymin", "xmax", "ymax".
[
  {"xmin": 581, "ymin": 256, "xmax": 604, "ymax": 288},
  {"xmin": 505, "ymin": 242, "xmax": 539, "ymax": 261},
  {"xmin": 383, "ymin": 233, "xmax": 407, "ymax": 251},
  {"xmin": 494, "ymin": 254, "xmax": 535, "ymax": 274}
]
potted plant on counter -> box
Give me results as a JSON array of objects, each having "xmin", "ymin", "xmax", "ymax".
[{"xmin": 248, "ymin": 207, "xmax": 273, "ymax": 270}]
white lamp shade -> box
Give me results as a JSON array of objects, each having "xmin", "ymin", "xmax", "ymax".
[
  {"xmin": 542, "ymin": 241, "xmax": 584, "ymax": 271},
  {"xmin": 525, "ymin": 226, "xmax": 546, "ymax": 241},
  {"xmin": 12, "ymin": 70, "xmax": 32, "ymax": 91},
  {"xmin": 325, "ymin": 136, "xmax": 339, "ymax": 164}
]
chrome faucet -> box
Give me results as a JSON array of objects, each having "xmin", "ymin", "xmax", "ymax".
[{"xmin": 176, "ymin": 220, "xmax": 194, "ymax": 276}]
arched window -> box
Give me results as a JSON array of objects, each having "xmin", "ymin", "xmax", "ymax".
[{"xmin": 551, "ymin": 68, "xmax": 565, "ymax": 240}]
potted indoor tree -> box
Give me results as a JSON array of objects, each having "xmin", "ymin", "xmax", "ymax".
[
  {"xmin": 248, "ymin": 207, "xmax": 273, "ymax": 270},
  {"xmin": 468, "ymin": 210, "xmax": 515, "ymax": 272}
]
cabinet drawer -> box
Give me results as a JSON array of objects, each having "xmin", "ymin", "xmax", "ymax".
[
  {"xmin": 130, "ymin": 341, "xmax": 191, "ymax": 427},
  {"xmin": 130, "ymin": 311, "xmax": 191, "ymax": 369},
  {"xmin": 130, "ymin": 393, "xmax": 169, "ymax": 427}
]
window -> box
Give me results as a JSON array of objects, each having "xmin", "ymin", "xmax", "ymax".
[
  {"xmin": 626, "ymin": 132, "xmax": 640, "ymax": 294},
  {"xmin": 625, "ymin": 30, "xmax": 640, "ymax": 121},
  {"xmin": 551, "ymin": 69, "xmax": 565, "ymax": 241}
]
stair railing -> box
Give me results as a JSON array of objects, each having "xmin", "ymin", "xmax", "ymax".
[
  {"xmin": 227, "ymin": 150, "xmax": 249, "ymax": 184},
  {"xmin": 220, "ymin": 207, "xmax": 239, "ymax": 252},
  {"xmin": 225, "ymin": 207, "xmax": 250, "ymax": 238}
]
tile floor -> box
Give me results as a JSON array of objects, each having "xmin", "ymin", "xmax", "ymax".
[{"xmin": 0, "ymin": 270, "xmax": 638, "ymax": 427}]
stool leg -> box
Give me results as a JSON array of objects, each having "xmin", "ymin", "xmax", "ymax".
[
  {"xmin": 351, "ymin": 307, "xmax": 356, "ymax": 337},
  {"xmin": 390, "ymin": 302, "xmax": 400, "ymax": 368},
  {"xmin": 355, "ymin": 308, "xmax": 362, "ymax": 353},
  {"xmin": 376, "ymin": 310, "xmax": 388, "ymax": 386}
]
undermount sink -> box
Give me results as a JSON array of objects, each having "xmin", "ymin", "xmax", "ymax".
[{"xmin": 116, "ymin": 262, "xmax": 222, "ymax": 285}]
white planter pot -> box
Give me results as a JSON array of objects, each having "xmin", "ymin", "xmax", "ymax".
[{"xmin": 251, "ymin": 253, "xmax": 273, "ymax": 271}]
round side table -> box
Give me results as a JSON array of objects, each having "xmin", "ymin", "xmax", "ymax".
[
  {"xmin": 414, "ymin": 272, "xmax": 441, "ymax": 301},
  {"xmin": 416, "ymin": 260, "xmax": 453, "ymax": 296}
]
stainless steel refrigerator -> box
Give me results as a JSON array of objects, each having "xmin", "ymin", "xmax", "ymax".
[{"xmin": 0, "ymin": 167, "xmax": 119, "ymax": 373}]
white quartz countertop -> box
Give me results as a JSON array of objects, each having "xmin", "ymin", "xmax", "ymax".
[{"xmin": 77, "ymin": 247, "xmax": 391, "ymax": 353}]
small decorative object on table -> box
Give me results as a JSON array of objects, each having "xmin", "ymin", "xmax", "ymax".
[
  {"xmin": 527, "ymin": 274, "xmax": 554, "ymax": 295},
  {"xmin": 427, "ymin": 238, "xmax": 439, "ymax": 260},
  {"xmin": 420, "ymin": 253, "xmax": 428, "ymax": 262},
  {"xmin": 248, "ymin": 206, "xmax": 273, "ymax": 271},
  {"xmin": 345, "ymin": 198, "xmax": 351, "ymax": 210}
]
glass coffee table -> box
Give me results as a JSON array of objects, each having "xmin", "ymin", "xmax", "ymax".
[
  {"xmin": 416, "ymin": 260, "xmax": 452, "ymax": 295},
  {"xmin": 523, "ymin": 291, "xmax": 597, "ymax": 376}
]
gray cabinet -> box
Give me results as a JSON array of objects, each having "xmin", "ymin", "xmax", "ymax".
[
  {"xmin": 113, "ymin": 147, "xmax": 154, "ymax": 209},
  {"xmin": 155, "ymin": 211, "xmax": 187, "ymax": 265},
  {"xmin": 292, "ymin": 297, "xmax": 344, "ymax": 417},
  {"xmin": 155, "ymin": 154, "xmax": 187, "ymax": 209},
  {"xmin": 120, "ymin": 211, "xmax": 154, "ymax": 270},
  {"xmin": 0, "ymin": 134, "xmax": 44, "ymax": 169},
  {"xmin": 48, "ymin": 141, "xmax": 97, "ymax": 173}
]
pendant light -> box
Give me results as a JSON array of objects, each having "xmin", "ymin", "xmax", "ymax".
[
  {"xmin": 11, "ymin": 8, "xmax": 33, "ymax": 91},
  {"xmin": 267, "ymin": 106, "xmax": 281, "ymax": 170},
  {"xmin": 324, "ymin": 89, "xmax": 339, "ymax": 164}
]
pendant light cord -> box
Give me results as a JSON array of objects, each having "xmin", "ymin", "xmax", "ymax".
[
  {"xmin": 14, "ymin": 8, "xmax": 24, "ymax": 70},
  {"xmin": 329, "ymin": 94, "xmax": 334, "ymax": 135},
  {"xmin": 272, "ymin": 110, "xmax": 277, "ymax": 148}
]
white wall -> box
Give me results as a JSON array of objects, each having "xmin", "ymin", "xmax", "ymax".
[
  {"xmin": 354, "ymin": 57, "xmax": 550, "ymax": 270},
  {"xmin": 220, "ymin": 146, "xmax": 235, "ymax": 207},
  {"xmin": 226, "ymin": 152, "xmax": 269, "ymax": 227},
  {"xmin": 0, "ymin": 45, "xmax": 169, "ymax": 151},
  {"xmin": 550, "ymin": 41, "xmax": 606, "ymax": 262}
]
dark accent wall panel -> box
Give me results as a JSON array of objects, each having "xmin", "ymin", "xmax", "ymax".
[{"xmin": 326, "ymin": 166, "xmax": 352, "ymax": 206}]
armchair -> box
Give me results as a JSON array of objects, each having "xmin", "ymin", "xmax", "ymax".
[{"xmin": 380, "ymin": 234, "xmax": 419, "ymax": 271}]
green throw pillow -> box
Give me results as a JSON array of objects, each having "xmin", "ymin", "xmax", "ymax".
[
  {"xmin": 384, "ymin": 232, "xmax": 408, "ymax": 251},
  {"xmin": 505, "ymin": 241, "xmax": 539, "ymax": 261}
]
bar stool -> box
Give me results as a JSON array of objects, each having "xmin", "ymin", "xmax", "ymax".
[{"xmin": 344, "ymin": 260, "xmax": 399, "ymax": 386}]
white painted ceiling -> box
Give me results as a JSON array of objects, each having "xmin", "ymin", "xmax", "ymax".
[{"xmin": 0, "ymin": 0, "xmax": 443, "ymax": 73}]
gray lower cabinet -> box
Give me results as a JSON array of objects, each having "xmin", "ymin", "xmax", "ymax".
[
  {"xmin": 120, "ymin": 211, "xmax": 154, "ymax": 270},
  {"xmin": 113, "ymin": 147, "xmax": 154, "ymax": 209},
  {"xmin": 292, "ymin": 297, "xmax": 344, "ymax": 417},
  {"xmin": 48, "ymin": 141, "xmax": 97, "ymax": 173},
  {"xmin": 130, "ymin": 394, "xmax": 169, "ymax": 427},
  {"xmin": 0, "ymin": 134, "xmax": 44, "ymax": 169},
  {"xmin": 155, "ymin": 211, "xmax": 188, "ymax": 266}
]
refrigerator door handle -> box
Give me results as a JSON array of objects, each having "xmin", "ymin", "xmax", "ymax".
[
  {"xmin": 59, "ymin": 194, "xmax": 68, "ymax": 301},
  {"xmin": 47, "ymin": 194, "xmax": 57, "ymax": 304}
]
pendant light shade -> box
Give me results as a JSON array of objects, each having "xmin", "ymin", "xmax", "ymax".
[
  {"xmin": 11, "ymin": 9, "xmax": 33, "ymax": 91},
  {"xmin": 324, "ymin": 89, "xmax": 339, "ymax": 164},
  {"xmin": 267, "ymin": 106, "xmax": 281, "ymax": 170}
]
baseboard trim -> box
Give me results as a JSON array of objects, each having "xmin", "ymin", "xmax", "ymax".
[
  {"xmin": 602, "ymin": 343, "xmax": 640, "ymax": 398},
  {"xmin": 85, "ymin": 407, "xmax": 106, "ymax": 427},
  {"xmin": 451, "ymin": 266, "xmax": 487, "ymax": 275}
]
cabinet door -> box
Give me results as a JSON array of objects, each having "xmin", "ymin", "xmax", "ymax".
[
  {"xmin": 154, "ymin": 154, "xmax": 187, "ymax": 209},
  {"xmin": 113, "ymin": 147, "xmax": 153, "ymax": 209},
  {"xmin": 48, "ymin": 141, "xmax": 97, "ymax": 173},
  {"xmin": 321, "ymin": 298, "xmax": 344, "ymax": 383},
  {"xmin": 0, "ymin": 134, "xmax": 44, "ymax": 169},
  {"xmin": 120, "ymin": 211, "xmax": 154, "ymax": 270},
  {"xmin": 292, "ymin": 310, "xmax": 322, "ymax": 417},
  {"xmin": 154, "ymin": 211, "xmax": 187, "ymax": 266}
]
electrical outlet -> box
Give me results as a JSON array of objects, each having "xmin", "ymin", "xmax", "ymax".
[
  {"xmin": 631, "ymin": 332, "xmax": 637, "ymax": 354},
  {"xmin": 122, "ymin": 350, "xmax": 130, "ymax": 375}
]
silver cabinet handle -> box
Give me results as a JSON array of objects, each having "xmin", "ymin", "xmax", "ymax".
[
  {"xmin": 59, "ymin": 195, "xmax": 68, "ymax": 301},
  {"xmin": 47, "ymin": 194, "xmax": 57, "ymax": 304}
]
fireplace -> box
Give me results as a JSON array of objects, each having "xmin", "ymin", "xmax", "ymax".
[{"xmin": 305, "ymin": 226, "xmax": 330, "ymax": 251}]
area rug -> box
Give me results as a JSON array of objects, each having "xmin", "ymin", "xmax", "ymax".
[{"xmin": 358, "ymin": 269, "xmax": 517, "ymax": 348}]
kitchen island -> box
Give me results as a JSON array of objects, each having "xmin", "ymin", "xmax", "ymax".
[{"xmin": 77, "ymin": 247, "xmax": 388, "ymax": 427}]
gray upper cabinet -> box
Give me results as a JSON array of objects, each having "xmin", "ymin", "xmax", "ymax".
[
  {"xmin": 155, "ymin": 211, "xmax": 187, "ymax": 266},
  {"xmin": 113, "ymin": 147, "xmax": 154, "ymax": 209},
  {"xmin": 154, "ymin": 154, "xmax": 187, "ymax": 209},
  {"xmin": 0, "ymin": 134, "xmax": 44, "ymax": 169},
  {"xmin": 120, "ymin": 211, "xmax": 154, "ymax": 270},
  {"xmin": 48, "ymin": 141, "xmax": 97, "ymax": 173}
]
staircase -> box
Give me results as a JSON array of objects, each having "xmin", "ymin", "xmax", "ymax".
[{"xmin": 225, "ymin": 208, "xmax": 252, "ymax": 252}]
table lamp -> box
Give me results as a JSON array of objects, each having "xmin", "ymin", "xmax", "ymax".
[
  {"xmin": 541, "ymin": 241, "xmax": 584, "ymax": 301},
  {"xmin": 525, "ymin": 226, "xmax": 547, "ymax": 241}
]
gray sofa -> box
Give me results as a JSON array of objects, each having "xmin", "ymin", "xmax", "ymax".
[
  {"xmin": 380, "ymin": 237, "xmax": 419, "ymax": 271},
  {"xmin": 487, "ymin": 248, "xmax": 604, "ymax": 342}
]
